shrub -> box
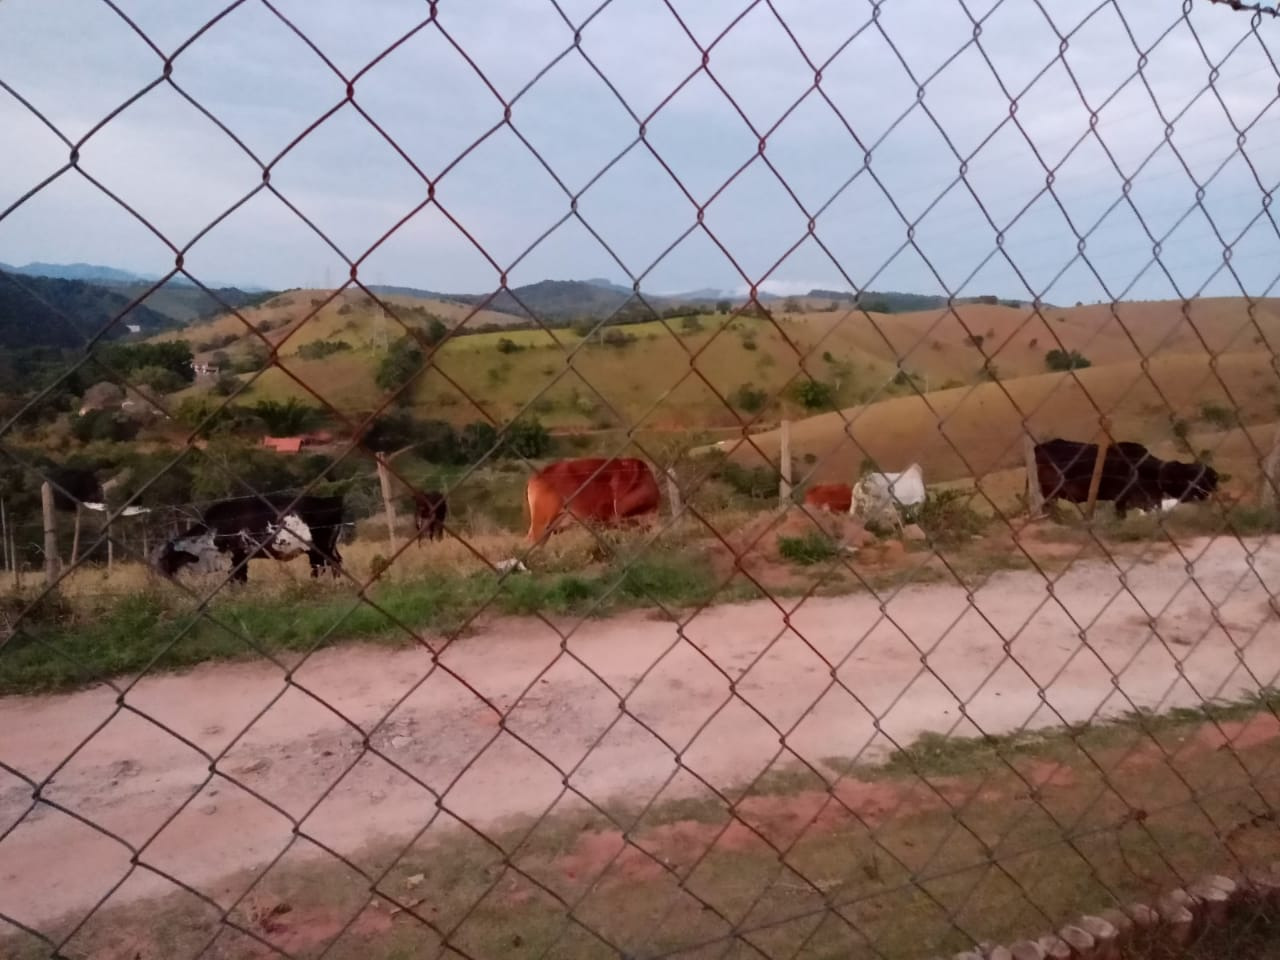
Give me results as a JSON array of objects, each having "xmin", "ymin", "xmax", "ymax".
[
  {"xmin": 602, "ymin": 329, "xmax": 636, "ymax": 348},
  {"xmin": 1199, "ymin": 401, "xmax": 1237, "ymax": 430},
  {"xmin": 778, "ymin": 531, "xmax": 839, "ymax": 565},
  {"xmin": 211, "ymin": 373, "xmax": 240, "ymax": 397},
  {"xmin": 783, "ymin": 297, "xmax": 801, "ymax": 313},
  {"xmin": 968, "ymin": 333, "xmax": 986, "ymax": 349},
  {"xmin": 71, "ymin": 410, "xmax": 139, "ymax": 443},
  {"xmin": 252, "ymin": 398, "xmax": 321, "ymax": 434},
  {"xmin": 504, "ymin": 418, "xmax": 551, "ymax": 458},
  {"xmin": 680, "ymin": 315, "xmax": 704, "ymax": 333},
  {"xmin": 132, "ymin": 364, "xmax": 186, "ymax": 394},
  {"xmin": 716, "ymin": 299, "xmax": 731, "ymax": 314},
  {"xmin": 1044, "ymin": 348, "xmax": 1091, "ymax": 372},
  {"xmin": 732, "ymin": 383, "xmax": 768, "ymax": 413},
  {"xmin": 715, "ymin": 460, "xmax": 778, "ymax": 500},
  {"xmin": 741, "ymin": 335, "xmax": 758, "ymax": 351},
  {"xmin": 916, "ymin": 489, "xmax": 988, "ymax": 544},
  {"xmin": 791, "ymin": 379, "xmax": 834, "ymax": 410},
  {"xmin": 496, "ymin": 337, "xmax": 522, "ymax": 354},
  {"xmin": 297, "ymin": 339, "xmax": 351, "ymax": 360}
]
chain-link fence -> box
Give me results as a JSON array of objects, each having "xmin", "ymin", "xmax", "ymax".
[{"xmin": 7, "ymin": 1, "xmax": 1280, "ymax": 957}]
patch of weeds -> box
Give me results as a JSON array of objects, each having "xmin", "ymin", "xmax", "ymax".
[
  {"xmin": 778, "ymin": 531, "xmax": 840, "ymax": 565},
  {"xmin": 916, "ymin": 489, "xmax": 988, "ymax": 544}
]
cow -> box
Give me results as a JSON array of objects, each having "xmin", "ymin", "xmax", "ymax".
[
  {"xmin": 804, "ymin": 483, "xmax": 853, "ymax": 514},
  {"xmin": 1033, "ymin": 438, "xmax": 1219, "ymax": 519},
  {"xmin": 851, "ymin": 463, "xmax": 926, "ymax": 531},
  {"xmin": 411, "ymin": 490, "xmax": 448, "ymax": 544},
  {"xmin": 525, "ymin": 458, "xmax": 660, "ymax": 542},
  {"xmin": 150, "ymin": 493, "xmax": 345, "ymax": 583}
]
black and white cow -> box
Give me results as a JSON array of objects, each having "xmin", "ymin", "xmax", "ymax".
[{"xmin": 150, "ymin": 493, "xmax": 345, "ymax": 583}]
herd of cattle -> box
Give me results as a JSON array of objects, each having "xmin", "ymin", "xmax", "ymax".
[{"xmin": 147, "ymin": 439, "xmax": 1221, "ymax": 583}]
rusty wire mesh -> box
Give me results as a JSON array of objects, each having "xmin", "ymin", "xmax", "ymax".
[{"xmin": 6, "ymin": 1, "xmax": 1280, "ymax": 958}]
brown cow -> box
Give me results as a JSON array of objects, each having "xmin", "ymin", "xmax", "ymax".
[
  {"xmin": 525, "ymin": 458, "xmax": 660, "ymax": 542},
  {"xmin": 803, "ymin": 483, "xmax": 853, "ymax": 514},
  {"xmin": 411, "ymin": 490, "xmax": 447, "ymax": 544}
]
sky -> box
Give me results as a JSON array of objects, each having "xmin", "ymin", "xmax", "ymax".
[{"xmin": 3, "ymin": 0, "xmax": 1280, "ymax": 304}]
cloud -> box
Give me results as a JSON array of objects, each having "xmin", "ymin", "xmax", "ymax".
[{"xmin": 1, "ymin": 0, "xmax": 1277, "ymax": 304}]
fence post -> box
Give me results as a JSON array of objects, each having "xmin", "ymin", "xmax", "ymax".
[
  {"xmin": 1024, "ymin": 434, "xmax": 1044, "ymax": 517},
  {"xmin": 1260, "ymin": 424, "xmax": 1280, "ymax": 508},
  {"xmin": 666, "ymin": 467, "xmax": 682, "ymax": 520},
  {"xmin": 0, "ymin": 499, "xmax": 7, "ymax": 574},
  {"xmin": 1084, "ymin": 417, "xmax": 1112, "ymax": 521},
  {"xmin": 70, "ymin": 503, "xmax": 82, "ymax": 567},
  {"xmin": 376, "ymin": 454, "xmax": 399, "ymax": 554},
  {"xmin": 779, "ymin": 419, "xmax": 792, "ymax": 503},
  {"xmin": 41, "ymin": 481, "xmax": 59, "ymax": 586}
]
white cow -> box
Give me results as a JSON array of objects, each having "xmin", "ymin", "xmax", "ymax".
[{"xmin": 851, "ymin": 463, "xmax": 926, "ymax": 531}]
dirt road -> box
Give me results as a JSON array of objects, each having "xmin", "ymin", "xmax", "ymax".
[{"xmin": 3, "ymin": 535, "xmax": 1280, "ymax": 931}]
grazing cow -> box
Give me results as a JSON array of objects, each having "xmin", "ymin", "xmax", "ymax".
[
  {"xmin": 150, "ymin": 493, "xmax": 345, "ymax": 583},
  {"xmin": 804, "ymin": 483, "xmax": 853, "ymax": 514},
  {"xmin": 525, "ymin": 458, "xmax": 660, "ymax": 542},
  {"xmin": 1033, "ymin": 438, "xmax": 1218, "ymax": 519},
  {"xmin": 851, "ymin": 463, "xmax": 926, "ymax": 530},
  {"xmin": 412, "ymin": 490, "xmax": 448, "ymax": 543}
]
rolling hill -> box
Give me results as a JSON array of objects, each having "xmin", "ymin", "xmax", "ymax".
[{"xmin": 0, "ymin": 269, "xmax": 174, "ymax": 350}]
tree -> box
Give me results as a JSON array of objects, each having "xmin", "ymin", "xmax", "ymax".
[
  {"xmin": 376, "ymin": 336, "xmax": 425, "ymax": 395},
  {"xmin": 496, "ymin": 337, "xmax": 522, "ymax": 354},
  {"xmin": 80, "ymin": 381, "xmax": 124, "ymax": 411},
  {"xmin": 716, "ymin": 299, "xmax": 731, "ymax": 315},
  {"xmin": 458, "ymin": 421, "xmax": 500, "ymax": 464},
  {"xmin": 783, "ymin": 297, "xmax": 801, "ymax": 313}
]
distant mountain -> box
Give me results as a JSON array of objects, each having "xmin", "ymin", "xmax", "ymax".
[
  {"xmin": 0, "ymin": 270, "xmax": 174, "ymax": 351},
  {"xmin": 367, "ymin": 283, "xmax": 457, "ymax": 301},
  {"xmin": 0, "ymin": 261, "xmax": 149, "ymax": 284}
]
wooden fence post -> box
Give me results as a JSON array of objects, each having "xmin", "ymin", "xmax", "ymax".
[
  {"xmin": 69, "ymin": 504, "xmax": 82, "ymax": 567},
  {"xmin": 1260, "ymin": 423, "xmax": 1280, "ymax": 508},
  {"xmin": 666, "ymin": 467, "xmax": 683, "ymax": 520},
  {"xmin": 1024, "ymin": 434, "xmax": 1044, "ymax": 517},
  {"xmin": 1084, "ymin": 417, "xmax": 1112, "ymax": 521},
  {"xmin": 0, "ymin": 499, "xmax": 7, "ymax": 575},
  {"xmin": 41, "ymin": 481, "xmax": 59, "ymax": 586},
  {"xmin": 779, "ymin": 419, "xmax": 793, "ymax": 504},
  {"xmin": 376, "ymin": 454, "xmax": 399, "ymax": 554}
]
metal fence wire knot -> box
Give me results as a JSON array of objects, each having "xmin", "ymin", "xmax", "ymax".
[{"xmin": 5, "ymin": 1, "xmax": 1280, "ymax": 958}]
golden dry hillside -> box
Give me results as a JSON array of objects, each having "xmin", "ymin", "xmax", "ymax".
[
  {"xmin": 159, "ymin": 291, "xmax": 1280, "ymax": 492},
  {"xmin": 722, "ymin": 350, "xmax": 1279, "ymax": 494}
]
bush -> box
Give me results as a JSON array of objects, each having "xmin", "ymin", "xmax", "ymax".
[
  {"xmin": 916, "ymin": 489, "xmax": 988, "ymax": 544},
  {"xmin": 1044, "ymin": 348, "xmax": 1091, "ymax": 372},
  {"xmin": 297, "ymin": 339, "xmax": 351, "ymax": 360},
  {"xmin": 252, "ymin": 398, "xmax": 321, "ymax": 434},
  {"xmin": 504, "ymin": 418, "xmax": 551, "ymax": 458},
  {"xmin": 71, "ymin": 410, "xmax": 139, "ymax": 443},
  {"xmin": 732, "ymin": 383, "xmax": 768, "ymax": 413},
  {"xmin": 715, "ymin": 460, "xmax": 778, "ymax": 500},
  {"xmin": 211, "ymin": 373, "xmax": 240, "ymax": 397},
  {"xmin": 680, "ymin": 315, "xmax": 704, "ymax": 333},
  {"xmin": 778, "ymin": 531, "xmax": 840, "ymax": 566},
  {"xmin": 791, "ymin": 379, "xmax": 834, "ymax": 410},
  {"xmin": 602, "ymin": 329, "xmax": 636, "ymax": 348},
  {"xmin": 1199, "ymin": 401, "xmax": 1237, "ymax": 430},
  {"xmin": 132, "ymin": 365, "xmax": 186, "ymax": 394},
  {"xmin": 741, "ymin": 335, "xmax": 758, "ymax": 351},
  {"xmin": 716, "ymin": 299, "xmax": 731, "ymax": 314},
  {"xmin": 496, "ymin": 337, "xmax": 522, "ymax": 354}
]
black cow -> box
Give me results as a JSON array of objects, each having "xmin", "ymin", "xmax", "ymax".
[
  {"xmin": 411, "ymin": 490, "xmax": 448, "ymax": 543},
  {"xmin": 151, "ymin": 493, "xmax": 345, "ymax": 583},
  {"xmin": 1033, "ymin": 438, "xmax": 1219, "ymax": 519}
]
